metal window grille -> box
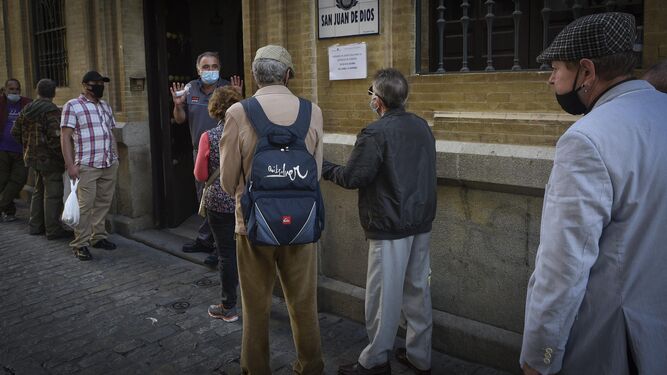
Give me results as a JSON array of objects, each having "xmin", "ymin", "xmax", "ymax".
[
  {"xmin": 416, "ymin": 0, "xmax": 644, "ymax": 74},
  {"xmin": 32, "ymin": 0, "xmax": 68, "ymax": 86}
]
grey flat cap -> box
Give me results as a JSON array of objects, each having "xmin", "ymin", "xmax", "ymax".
[{"xmin": 536, "ymin": 12, "xmax": 636, "ymax": 64}]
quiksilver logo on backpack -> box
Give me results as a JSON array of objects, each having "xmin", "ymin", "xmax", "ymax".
[{"xmin": 266, "ymin": 164, "xmax": 308, "ymax": 181}]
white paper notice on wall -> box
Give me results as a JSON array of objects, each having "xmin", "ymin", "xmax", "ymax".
[{"xmin": 328, "ymin": 43, "xmax": 367, "ymax": 81}]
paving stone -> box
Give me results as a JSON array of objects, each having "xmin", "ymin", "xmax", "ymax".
[{"xmin": 0, "ymin": 207, "xmax": 512, "ymax": 375}]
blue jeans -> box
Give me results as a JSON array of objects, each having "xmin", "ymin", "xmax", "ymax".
[{"xmin": 207, "ymin": 210, "xmax": 238, "ymax": 308}]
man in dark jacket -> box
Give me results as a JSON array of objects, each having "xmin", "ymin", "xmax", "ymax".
[
  {"xmin": 324, "ymin": 68, "xmax": 436, "ymax": 375},
  {"xmin": 12, "ymin": 79, "xmax": 69, "ymax": 239},
  {"xmin": 0, "ymin": 78, "xmax": 31, "ymax": 222}
]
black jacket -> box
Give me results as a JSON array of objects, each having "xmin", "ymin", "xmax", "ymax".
[{"xmin": 323, "ymin": 108, "xmax": 437, "ymax": 240}]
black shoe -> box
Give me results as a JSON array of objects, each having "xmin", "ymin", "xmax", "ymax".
[
  {"xmin": 92, "ymin": 238, "xmax": 117, "ymax": 250},
  {"xmin": 182, "ymin": 240, "xmax": 214, "ymax": 253},
  {"xmin": 204, "ymin": 254, "xmax": 219, "ymax": 266},
  {"xmin": 395, "ymin": 348, "xmax": 430, "ymax": 375},
  {"xmin": 29, "ymin": 227, "xmax": 45, "ymax": 235},
  {"xmin": 46, "ymin": 230, "xmax": 74, "ymax": 240},
  {"xmin": 338, "ymin": 362, "xmax": 391, "ymax": 375},
  {"xmin": 73, "ymin": 247, "xmax": 92, "ymax": 261}
]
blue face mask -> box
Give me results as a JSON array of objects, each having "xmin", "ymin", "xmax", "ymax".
[{"xmin": 201, "ymin": 70, "xmax": 219, "ymax": 85}]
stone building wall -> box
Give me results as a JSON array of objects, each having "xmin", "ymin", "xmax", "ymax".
[{"xmin": 0, "ymin": 0, "xmax": 152, "ymax": 232}]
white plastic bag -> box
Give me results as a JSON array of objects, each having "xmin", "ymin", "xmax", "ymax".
[{"xmin": 61, "ymin": 179, "xmax": 80, "ymax": 228}]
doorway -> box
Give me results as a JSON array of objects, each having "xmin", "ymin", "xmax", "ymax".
[{"xmin": 144, "ymin": 0, "xmax": 243, "ymax": 228}]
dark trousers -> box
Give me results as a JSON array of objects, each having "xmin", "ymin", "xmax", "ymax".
[
  {"xmin": 0, "ymin": 151, "xmax": 28, "ymax": 215},
  {"xmin": 207, "ymin": 210, "xmax": 238, "ymax": 308},
  {"xmin": 236, "ymin": 235, "xmax": 323, "ymax": 374},
  {"xmin": 193, "ymin": 150, "xmax": 213, "ymax": 246},
  {"xmin": 29, "ymin": 168, "xmax": 65, "ymax": 236}
]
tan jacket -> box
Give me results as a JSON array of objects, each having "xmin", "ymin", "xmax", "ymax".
[{"xmin": 219, "ymin": 84, "xmax": 323, "ymax": 234}]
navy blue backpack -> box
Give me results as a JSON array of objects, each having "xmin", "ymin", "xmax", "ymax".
[{"xmin": 240, "ymin": 97, "xmax": 325, "ymax": 246}]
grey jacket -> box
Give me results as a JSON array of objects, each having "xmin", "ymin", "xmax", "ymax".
[{"xmin": 520, "ymin": 80, "xmax": 667, "ymax": 374}]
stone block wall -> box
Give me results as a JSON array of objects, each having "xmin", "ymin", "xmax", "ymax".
[{"xmin": 320, "ymin": 136, "xmax": 555, "ymax": 372}]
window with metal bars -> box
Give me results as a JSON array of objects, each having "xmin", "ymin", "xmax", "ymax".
[
  {"xmin": 32, "ymin": 0, "xmax": 68, "ymax": 86},
  {"xmin": 416, "ymin": 0, "xmax": 644, "ymax": 73}
]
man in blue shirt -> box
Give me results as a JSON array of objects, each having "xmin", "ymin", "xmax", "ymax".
[
  {"xmin": 0, "ymin": 79, "xmax": 31, "ymax": 222},
  {"xmin": 170, "ymin": 52, "xmax": 242, "ymax": 256}
]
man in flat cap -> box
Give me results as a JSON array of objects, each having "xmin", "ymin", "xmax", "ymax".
[
  {"xmin": 60, "ymin": 71, "xmax": 118, "ymax": 261},
  {"xmin": 521, "ymin": 12, "xmax": 667, "ymax": 375},
  {"xmin": 219, "ymin": 45, "xmax": 325, "ymax": 374}
]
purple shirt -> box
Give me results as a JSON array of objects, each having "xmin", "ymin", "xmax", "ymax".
[{"xmin": 0, "ymin": 101, "xmax": 22, "ymax": 153}]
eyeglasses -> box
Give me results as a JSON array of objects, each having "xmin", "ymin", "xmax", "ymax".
[{"xmin": 368, "ymin": 85, "xmax": 384, "ymax": 102}]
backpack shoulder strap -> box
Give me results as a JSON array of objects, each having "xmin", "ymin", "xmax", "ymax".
[
  {"xmin": 290, "ymin": 98, "xmax": 312, "ymax": 140},
  {"xmin": 240, "ymin": 97, "xmax": 272, "ymax": 137},
  {"xmin": 241, "ymin": 96, "xmax": 313, "ymax": 140}
]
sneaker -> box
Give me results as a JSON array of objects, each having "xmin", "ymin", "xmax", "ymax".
[
  {"xmin": 395, "ymin": 348, "xmax": 430, "ymax": 374},
  {"xmin": 73, "ymin": 247, "xmax": 92, "ymax": 261},
  {"xmin": 208, "ymin": 304, "xmax": 238, "ymax": 322},
  {"xmin": 1, "ymin": 212, "xmax": 16, "ymax": 222},
  {"xmin": 338, "ymin": 362, "xmax": 391, "ymax": 375},
  {"xmin": 92, "ymin": 238, "xmax": 117, "ymax": 250},
  {"xmin": 182, "ymin": 240, "xmax": 214, "ymax": 253},
  {"xmin": 204, "ymin": 254, "xmax": 219, "ymax": 267}
]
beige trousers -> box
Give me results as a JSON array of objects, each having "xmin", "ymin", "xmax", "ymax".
[{"xmin": 70, "ymin": 163, "xmax": 117, "ymax": 248}]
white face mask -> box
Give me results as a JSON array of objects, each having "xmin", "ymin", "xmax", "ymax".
[
  {"xmin": 6, "ymin": 94, "xmax": 20, "ymax": 103},
  {"xmin": 369, "ymin": 96, "xmax": 379, "ymax": 115}
]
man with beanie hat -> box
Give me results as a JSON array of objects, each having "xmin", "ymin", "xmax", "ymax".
[
  {"xmin": 60, "ymin": 71, "xmax": 118, "ymax": 261},
  {"xmin": 521, "ymin": 13, "xmax": 667, "ymax": 375},
  {"xmin": 219, "ymin": 45, "xmax": 324, "ymax": 374}
]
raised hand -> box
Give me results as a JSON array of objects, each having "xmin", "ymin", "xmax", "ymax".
[
  {"xmin": 170, "ymin": 82, "xmax": 187, "ymax": 106},
  {"xmin": 230, "ymin": 75, "xmax": 244, "ymax": 95}
]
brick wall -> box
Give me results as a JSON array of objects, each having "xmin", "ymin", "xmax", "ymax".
[
  {"xmin": 54, "ymin": 0, "xmax": 89, "ymax": 103},
  {"xmin": 643, "ymin": 0, "xmax": 667, "ymax": 67},
  {"xmin": 240, "ymin": 0, "xmax": 667, "ymax": 143},
  {"xmin": 117, "ymin": 0, "xmax": 148, "ymax": 123},
  {"xmin": 0, "ymin": 2, "xmax": 7, "ymax": 81},
  {"xmin": 1, "ymin": 0, "xmax": 149, "ymax": 120},
  {"xmin": 241, "ymin": 1, "xmax": 564, "ymax": 138}
]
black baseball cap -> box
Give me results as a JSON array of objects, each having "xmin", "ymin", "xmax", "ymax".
[{"xmin": 81, "ymin": 71, "xmax": 110, "ymax": 83}]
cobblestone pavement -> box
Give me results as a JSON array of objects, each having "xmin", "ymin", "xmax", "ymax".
[{"xmin": 0, "ymin": 208, "xmax": 512, "ymax": 375}]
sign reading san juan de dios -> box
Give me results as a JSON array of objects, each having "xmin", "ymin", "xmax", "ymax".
[{"xmin": 318, "ymin": 0, "xmax": 380, "ymax": 39}]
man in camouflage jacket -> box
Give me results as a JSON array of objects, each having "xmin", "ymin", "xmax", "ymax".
[{"xmin": 12, "ymin": 78, "xmax": 69, "ymax": 239}]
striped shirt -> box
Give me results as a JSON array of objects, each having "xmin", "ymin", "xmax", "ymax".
[{"xmin": 60, "ymin": 95, "xmax": 117, "ymax": 168}]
